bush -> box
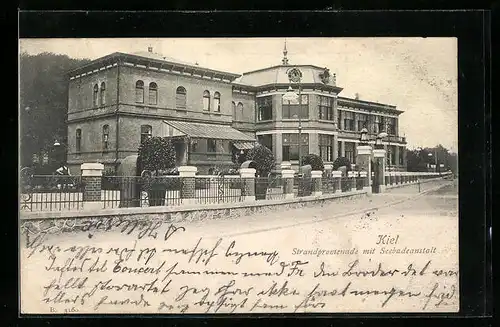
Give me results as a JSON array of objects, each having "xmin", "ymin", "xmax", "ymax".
[
  {"xmin": 245, "ymin": 144, "xmax": 275, "ymax": 177},
  {"xmin": 137, "ymin": 137, "xmax": 176, "ymax": 175},
  {"xmin": 301, "ymin": 154, "xmax": 324, "ymax": 171},
  {"xmin": 332, "ymin": 157, "xmax": 352, "ymax": 171}
]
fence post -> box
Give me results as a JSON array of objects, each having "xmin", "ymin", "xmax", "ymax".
[
  {"xmin": 359, "ymin": 171, "xmax": 370, "ymax": 193},
  {"xmin": 240, "ymin": 168, "xmax": 256, "ymax": 202},
  {"xmin": 81, "ymin": 163, "xmax": 104, "ymax": 211},
  {"xmin": 282, "ymin": 169, "xmax": 295, "ymax": 199},
  {"xmin": 332, "ymin": 171, "xmax": 342, "ymax": 194},
  {"xmin": 348, "ymin": 171, "xmax": 357, "ymax": 192},
  {"xmin": 178, "ymin": 166, "xmax": 197, "ymax": 205},
  {"xmin": 311, "ymin": 170, "xmax": 322, "ymax": 196}
]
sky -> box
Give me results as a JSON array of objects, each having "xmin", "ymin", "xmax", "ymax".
[{"xmin": 19, "ymin": 37, "xmax": 458, "ymax": 152}]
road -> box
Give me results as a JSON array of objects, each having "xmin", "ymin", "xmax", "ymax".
[{"xmin": 21, "ymin": 178, "xmax": 459, "ymax": 313}]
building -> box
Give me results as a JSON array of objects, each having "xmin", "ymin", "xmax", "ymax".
[{"xmin": 66, "ymin": 44, "xmax": 407, "ymax": 174}]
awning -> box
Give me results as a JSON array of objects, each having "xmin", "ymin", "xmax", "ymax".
[
  {"xmin": 163, "ymin": 120, "xmax": 255, "ymax": 142},
  {"xmin": 233, "ymin": 141, "xmax": 256, "ymax": 150}
]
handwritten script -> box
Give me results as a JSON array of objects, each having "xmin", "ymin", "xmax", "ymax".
[{"xmin": 20, "ymin": 220, "xmax": 459, "ymax": 314}]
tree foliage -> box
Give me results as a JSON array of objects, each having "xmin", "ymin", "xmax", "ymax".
[
  {"xmin": 406, "ymin": 144, "xmax": 456, "ymax": 173},
  {"xmin": 245, "ymin": 144, "xmax": 275, "ymax": 177},
  {"xmin": 20, "ymin": 52, "xmax": 92, "ymax": 167},
  {"xmin": 301, "ymin": 154, "xmax": 324, "ymax": 171},
  {"xmin": 332, "ymin": 157, "xmax": 352, "ymax": 171},
  {"xmin": 137, "ymin": 137, "xmax": 176, "ymax": 174}
]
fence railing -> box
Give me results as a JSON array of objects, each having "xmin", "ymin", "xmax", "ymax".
[
  {"xmin": 20, "ymin": 175, "xmax": 84, "ymax": 212},
  {"xmin": 20, "ymin": 169, "xmax": 453, "ymax": 213}
]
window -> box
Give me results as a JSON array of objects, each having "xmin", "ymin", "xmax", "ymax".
[
  {"xmin": 257, "ymin": 134, "xmax": 273, "ymax": 152},
  {"xmin": 102, "ymin": 125, "xmax": 109, "ymax": 151},
  {"xmin": 135, "ymin": 80, "xmax": 144, "ymax": 103},
  {"xmin": 345, "ymin": 142, "xmax": 355, "ymax": 164},
  {"xmin": 207, "ymin": 139, "xmax": 217, "ymax": 152},
  {"xmin": 357, "ymin": 113, "xmax": 368, "ymax": 131},
  {"xmin": 213, "ymin": 92, "xmax": 221, "ymax": 112},
  {"xmin": 282, "ymin": 133, "xmax": 309, "ymax": 161},
  {"xmin": 232, "ymin": 101, "xmax": 236, "ymax": 120},
  {"xmin": 100, "ymin": 82, "xmax": 106, "ymax": 105},
  {"xmin": 148, "ymin": 82, "xmax": 158, "ymax": 105},
  {"xmin": 318, "ymin": 96, "xmax": 334, "ymax": 120},
  {"xmin": 93, "ymin": 84, "xmax": 99, "ymax": 106},
  {"xmin": 386, "ymin": 117, "xmax": 396, "ymax": 135},
  {"xmin": 257, "ymin": 96, "xmax": 273, "ymax": 121},
  {"xmin": 140, "ymin": 125, "xmax": 152, "ymax": 143},
  {"xmin": 373, "ymin": 115, "xmax": 385, "ymax": 134},
  {"xmin": 203, "ymin": 90, "xmax": 210, "ymax": 111},
  {"xmin": 237, "ymin": 102, "xmax": 244, "ymax": 118},
  {"xmin": 319, "ymin": 134, "xmax": 334, "ymax": 162},
  {"xmin": 176, "ymin": 86, "xmax": 187, "ymax": 109},
  {"xmin": 282, "ymin": 94, "xmax": 308, "ymax": 119},
  {"xmin": 76, "ymin": 129, "xmax": 82, "ymax": 153},
  {"xmin": 343, "ymin": 111, "xmax": 355, "ymax": 131}
]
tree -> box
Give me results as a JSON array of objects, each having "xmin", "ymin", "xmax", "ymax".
[
  {"xmin": 20, "ymin": 52, "xmax": 92, "ymax": 167},
  {"xmin": 301, "ymin": 154, "xmax": 324, "ymax": 171},
  {"xmin": 332, "ymin": 157, "xmax": 352, "ymax": 171},
  {"xmin": 245, "ymin": 144, "xmax": 275, "ymax": 177},
  {"xmin": 137, "ymin": 137, "xmax": 176, "ymax": 174}
]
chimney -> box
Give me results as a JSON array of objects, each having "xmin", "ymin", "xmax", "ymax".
[
  {"xmin": 355, "ymin": 93, "xmax": 360, "ymax": 100},
  {"xmin": 148, "ymin": 46, "xmax": 153, "ymax": 53}
]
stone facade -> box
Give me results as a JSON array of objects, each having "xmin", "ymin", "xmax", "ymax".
[{"xmin": 66, "ymin": 48, "xmax": 408, "ymax": 174}]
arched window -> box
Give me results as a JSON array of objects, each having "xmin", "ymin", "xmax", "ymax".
[
  {"xmin": 135, "ymin": 80, "xmax": 144, "ymax": 103},
  {"xmin": 93, "ymin": 84, "xmax": 99, "ymax": 106},
  {"xmin": 203, "ymin": 90, "xmax": 210, "ymax": 111},
  {"xmin": 140, "ymin": 125, "xmax": 152, "ymax": 144},
  {"xmin": 237, "ymin": 102, "xmax": 244, "ymax": 118},
  {"xmin": 100, "ymin": 82, "xmax": 106, "ymax": 105},
  {"xmin": 231, "ymin": 101, "xmax": 236, "ymax": 120},
  {"xmin": 102, "ymin": 125, "xmax": 109, "ymax": 151},
  {"xmin": 149, "ymin": 82, "xmax": 158, "ymax": 105},
  {"xmin": 76, "ymin": 129, "xmax": 82, "ymax": 153},
  {"xmin": 176, "ymin": 86, "xmax": 187, "ymax": 109},
  {"xmin": 213, "ymin": 92, "xmax": 221, "ymax": 112}
]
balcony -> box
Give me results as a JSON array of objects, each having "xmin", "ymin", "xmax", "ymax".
[
  {"xmin": 338, "ymin": 129, "xmax": 406, "ymax": 144},
  {"xmin": 189, "ymin": 152, "xmax": 233, "ymax": 163}
]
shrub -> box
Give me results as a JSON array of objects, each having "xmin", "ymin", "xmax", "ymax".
[
  {"xmin": 137, "ymin": 137, "xmax": 176, "ymax": 175},
  {"xmin": 301, "ymin": 154, "xmax": 324, "ymax": 171},
  {"xmin": 245, "ymin": 144, "xmax": 275, "ymax": 177},
  {"xmin": 332, "ymin": 157, "xmax": 352, "ymax": 171}
]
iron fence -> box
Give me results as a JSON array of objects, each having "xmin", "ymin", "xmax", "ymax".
[
  {"xmin": 321, "ymin": 176, "xmax": 336, "ymax": 194},
  {"xmin": 194, "ymin": 175, "xmax": 243, "ymax": 204},
  {"xmin": 101, "ymin": 175, "xmax": 182, "ymax": 209},
  {"xmin": 340, "ymin": 177, "xmax": 354, "ymax": 192},
  {"xmin": 356, "ymin": 177, "xmax": 365, "ymax": 190},
  {"xmin": 255, "ymin": 176, "xmax": 285, "ymax": 201},
  {"xmin": 20, "ymin": 175, "xmax": 84, "ymax": 212},
  {"xmin": 293, "ymin": 176, "xmax": 313, "ymax": 197}
]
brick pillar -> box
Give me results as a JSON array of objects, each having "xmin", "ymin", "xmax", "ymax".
[
  {"xmin": 331, "ymin": 171, "xmax": 342, "ymax": 194},
  {"xmin": 240, "ymin": 168, "xmax": 256, "ymax": 202},
  {"xmin": 81, "ymin": 163, "xmax": 104, "ymax": 211},
  {"xmin": 356, "ymin": 144, "xmax": 372, "ymax": 195},
  {"xmin": 311, "ymin": 170, "xmax": 322, "ymax": 196},
  {"xmin": 348, "ymin": 171, "xmax": 357, "ymax": 192},
  {"xmin": 282, "ymin": 169, "xmax": 295, "ymax": 199},
  {"xmin": 179, "ymin": 166, "xmax": 197, "ymax": 205},
  {"xmin": 373, "ymin": 148, "xmax": 386, "ymax": 193}
]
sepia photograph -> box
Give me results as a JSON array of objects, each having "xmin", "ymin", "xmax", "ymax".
[{"xmin": 19, "ymin": 37, "xmax": 459, "ymax": 314}]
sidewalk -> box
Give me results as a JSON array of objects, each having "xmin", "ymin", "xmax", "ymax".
[{"xmin": 185, "ymin": 179, "xmax": 455, "ymax": 240}]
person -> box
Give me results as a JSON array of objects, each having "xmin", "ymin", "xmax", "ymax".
[{"xmin": 55, "ymin": 163, "xmax": 71, "ymax": 189}]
